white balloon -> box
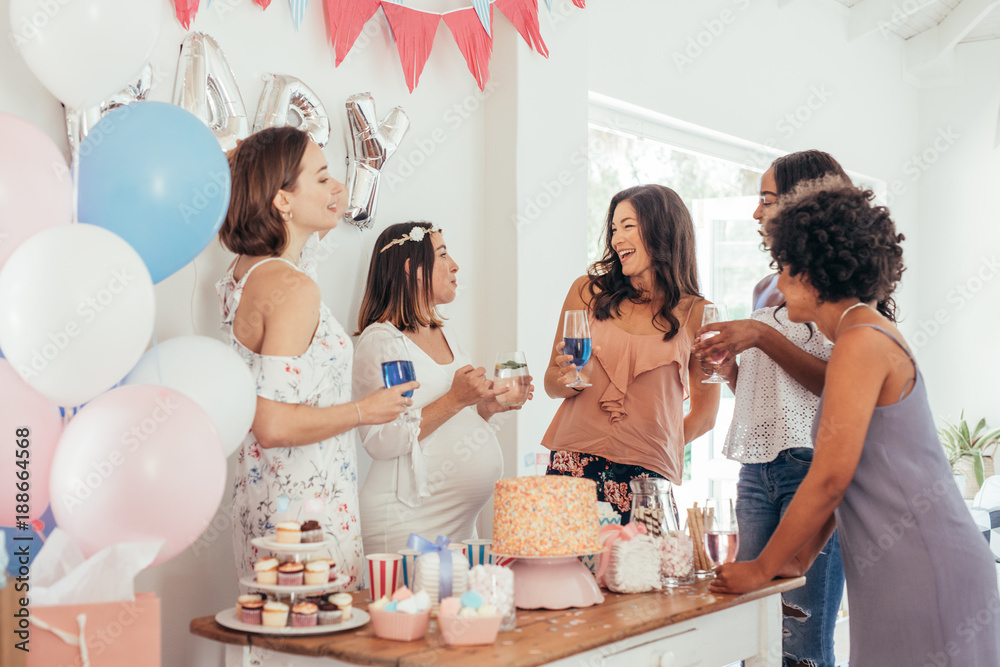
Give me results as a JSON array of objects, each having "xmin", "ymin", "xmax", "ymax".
[
  {"xmin": 0, "ymin": 224, "xmax": 155, "ymax": 407},
  {"xmin": 9, "ymin": 0, "xmax": 161, "ymax": 108},
  {"xmin": 124, "ymin": 336, "xmax": 257, "ymax": 456}
]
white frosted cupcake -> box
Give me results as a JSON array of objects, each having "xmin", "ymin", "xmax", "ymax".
[
  {"xmin": 305, "ymin": 560, "xmax": 330, "ymax": 585},
  {"xmin": 329, "ymin": 592, "xmax": 353, "ymax": 621},
  {"xmin": 261, "ymin": 601, "xmax": 289, "ymax": 627},
  {"xmin": 275, "ymin": 521, "xmax": 302, "ymax": 544},
  {"xmin": 254, "ymin": 557, "xmax": 279, "ymax": 585}
]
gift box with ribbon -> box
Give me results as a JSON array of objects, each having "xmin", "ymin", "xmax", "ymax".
[
  {"xmin": 596, "ymin": 523, "xmax": 662, "ymax": 594},
  {"xmin": 408, "ymin": 534, "xmax": 469, "ymax": 616}
]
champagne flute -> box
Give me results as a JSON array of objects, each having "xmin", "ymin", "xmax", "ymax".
[
  {"xmin": 703, "ymin": 498, "xmax": 740, "ymax": 569},
  {"xmin": 562, "ymin": 310, "xmax": 592, "ymax": 389},
  {"xmin": 494, "ymin": 352, "xmax": 530, "ymax": 407},
  {"xmin": 699, "ymin": 304, "xmax": 730, "ymax": 384},
  {"xmin": 381, "ymin": 334, "xmax": 418, "ymax": 425}
]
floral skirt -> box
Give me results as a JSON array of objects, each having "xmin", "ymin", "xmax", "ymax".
[{"xmin": 545, "ymin": 450, "xmax": 666, "ymax": 524}]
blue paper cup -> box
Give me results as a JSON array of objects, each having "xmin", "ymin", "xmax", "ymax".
[
  {"xmin": 463, "ymin": 539, "xmax": 492, "ymax": 568},
  {"xmin": 398, "ymin": 548, "xmax": 420, "ymax": 589}
]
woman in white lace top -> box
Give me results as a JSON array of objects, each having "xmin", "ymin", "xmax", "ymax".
[{"xmin": 692, "ymin": 150, "xmax": 848, "ymax": 667}]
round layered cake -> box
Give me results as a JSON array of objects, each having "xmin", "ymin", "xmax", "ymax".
[{"xmin": 492, "ymin": 476, "xmax": 603, "ymax": 557}]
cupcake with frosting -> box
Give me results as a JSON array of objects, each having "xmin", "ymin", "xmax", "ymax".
[
  {"xmin": 262, "ymin": 601, "xmax": 289, "ymax": 628},
  {"xmin": 300, "ymin": 520, "xmax": 323, "ymax": 543},
  {"xmin": 317, "ymin": 602, "xmax": 340, "ymax": 625},
  {"xmin": 275, "ymin": 521, "xmax": 301, "ymax": 544},
  {"xmin": 238, "ymin": 595, "xmax": 265, "ymax": 625},
  {"xmin": 329, "ymin": 592, "xmax": 353, "ymax": 621},
  {"xmin": 304, "ymin": 560, "xmax": 330, "ymax": 585},
  {"xmin": 254, "ymin": 558, "xmax": 279, "ymax": 585},
  {"xmin": 277, "ymin": 561, "xmax": 305, "ymax": 586},
  {"xmin": 291, "ymin": 602, "xmax": 319, "ymax": 627}
]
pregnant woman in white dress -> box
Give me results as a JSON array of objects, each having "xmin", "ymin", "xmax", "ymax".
[{"xmin": 353, "ymin": 222, "xmax": 532, "ymax": 553}]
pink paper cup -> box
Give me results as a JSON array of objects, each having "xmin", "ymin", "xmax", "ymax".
[{"xmin": 366, "ymin": 553, "xmax": 403, "ymax": 601}]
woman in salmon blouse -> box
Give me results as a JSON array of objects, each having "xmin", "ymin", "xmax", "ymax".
[{"xmin": 543, "ymin": 184, "xmax": 720, "ymax": 518}]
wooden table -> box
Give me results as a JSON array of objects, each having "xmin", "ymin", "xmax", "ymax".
[
  {"xmin": 192, "ymin": 577, "xmax": 803, "ymax": 666},
  {"xmin": 192, "ymin": 578, "xmax": 803, "ymax": 666}
]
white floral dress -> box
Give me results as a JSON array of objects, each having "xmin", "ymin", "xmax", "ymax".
[{"xmin": 217, "ymin": 255, "xmax": 364, "ymax": 591}]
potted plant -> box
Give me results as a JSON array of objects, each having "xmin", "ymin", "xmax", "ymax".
[{"xmin": 938, "ymin": 412, "xmax": 1000, "ymax": 500}]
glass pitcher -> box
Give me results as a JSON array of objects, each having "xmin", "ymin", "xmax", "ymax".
[{"xmin": 629, "ymin": 478, "xmax": 694, "ymax": 587}]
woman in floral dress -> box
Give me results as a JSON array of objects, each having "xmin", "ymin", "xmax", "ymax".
[{"xmin": 216, "ymin": 127, "xmax": 417, "ymax": 591}]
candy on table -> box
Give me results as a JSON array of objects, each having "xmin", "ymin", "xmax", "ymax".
[
  {"xmin": 369, "ymin": 587, "xmax": 431, "ymax": 615},
  {"xmin": 369, "ymin": 596, "xmax": 390, "ymax": 612},
  {"xmin": 396, "ymin": 597, "xmax": 418, "ymax": 614},
  {"xmin": 440, "ymin": 594, "xmax": 501, "ymax": 618},
  {"xmin": 460, "ymin": 590, "xmax": 483, "ymax": 610},
  {"xmin": 392, "ymin": 587, "xmax": 413, "ymax": 602},
  {"xmin": 467, "ymin": 564, "xmax": 515, "ymax": 631},
  {"xmin": 659, "ymin": 533, "xmax": 694, "ymax": 578},
  {"xmin": 603, "ymin": 534, "xmax": 662, "ymax": 594},
  {"xmin": 385, "ymin": 601, "xmax": 398, "ymax": 612},
  {"xmin": 439, "ymin": 596, "xmax": 462, "ymax": 617}
]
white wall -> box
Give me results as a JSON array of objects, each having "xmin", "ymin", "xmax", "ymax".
[{"xmin": 912, "ymin": 40, "xmax": 1000, "ymax": 426}]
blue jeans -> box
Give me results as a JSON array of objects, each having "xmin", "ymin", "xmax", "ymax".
[{"xmin": 737, "ymin": 448, "xmax": 844, "ymax": 667}]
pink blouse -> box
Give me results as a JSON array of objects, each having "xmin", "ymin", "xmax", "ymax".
[{"xmin": 542, "ymin": 315, "xmax": 693, "ymax": 484}]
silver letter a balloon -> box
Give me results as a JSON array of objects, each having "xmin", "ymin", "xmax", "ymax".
[
  {"xmin": 172, "ymin": 32, "xmax": 249, "ymax": 152},
  {"xmin": 344, "ymin": 92, "xmax": 409, "ymax": 229},
  {"xmin": 252, "ymin": 74, "xmax": 331, "ymax": 148}
]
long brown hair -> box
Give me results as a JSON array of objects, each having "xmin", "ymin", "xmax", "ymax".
[
  {"xmin": 356, "ymin": 222, "xmax": 445, "ymax": 334},
  {"xmin": 588, "ymin": 185, "xmax": 701, "ymax": 341},
  {"xmin": 219, "ymin": 127, "xmax": 309, "ymax": 257}
]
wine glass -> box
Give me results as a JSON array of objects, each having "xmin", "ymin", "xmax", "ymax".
[
  {"xmin": 494, "ymin": 352, "xmax": 530, "ymax": 407},
  {"xmin": 381, "ymin": 334, "xmax": 418, "ymax": 425},
  {"xmin": 699, "ymin": 304, "xmax": 729, "ymax": 384},
  {"xmin": 702, "ymin": 498, "xmax": 739, "ymax": 569},
  {"xmin": 562, "ymin": 310, "xmax": 593, "ymax": 388}
]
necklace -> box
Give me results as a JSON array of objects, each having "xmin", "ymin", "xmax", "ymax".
[{"xmin": 835, "ymin": 302, "xmax": 871, "ymax": 338}]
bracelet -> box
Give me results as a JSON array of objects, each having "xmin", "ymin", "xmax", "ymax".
[{"xmin": 353, "ymin": 401, "xmax": 363, "ymax": 426}]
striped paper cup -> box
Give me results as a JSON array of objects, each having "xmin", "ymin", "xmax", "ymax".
[
  {"xmin": 463, "ymin": 539, "xmax": 492, "ymax": 568},
  {"xmin": 398, "ymin": 548, "xmax": 420, "ymax": 589},
  {"xmin": 366, "ymin": 553, "xmax": 402, "ymax": 601}
]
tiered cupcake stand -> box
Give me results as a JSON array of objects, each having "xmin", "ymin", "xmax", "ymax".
[{"xmin": 215, "ymin": 537, "xmax": 370, "ymax": 636}]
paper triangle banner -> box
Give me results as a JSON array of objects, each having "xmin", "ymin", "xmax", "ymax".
[
  {"xmin": 572, "ymin": 0, "xmax": 585, "ymax": 6},
  {"xmin": 324, "ymin": 0, "xmax": 383, "ymax": 66},
  {"xmin": 544, "ymin": 0, "xmax": 552, "ymax": 12},
  {"xmin": 383, "ymin": 4, "xmax": 440, "ymax": 93},
  {"xmin": 174, "ymin": 0, "xmax": 199, "ymax": 29},
  {"xmin": 289, "ymin": 0, "xmax": 309, "ymax": 29},
  {"xmin": 472, "ymin": 0, "xmax": 492, "ymax": 36},
  {"xmin": 382, "ymin": 0, "xmax": 403, "ymax": 45},
  {"xmin": 254, "ymin": 0, "xmax": 272, "ymax": 8},
  {"xmin": 443, "ymin": 5, "xmax": 493, "ymax": 91},
  {"xmin": 495, "ymin": 0, "xmax": 548, "ymax": 58}
]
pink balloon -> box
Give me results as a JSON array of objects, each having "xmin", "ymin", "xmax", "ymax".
[
  {"xmin": 0, "ymin": 360, "xmax": 62, "ymax": 524},
  {"xmin": 0, "ymin": 113, "xmax": 72, "ymax": 271},
  {"xmin": 49, "ymin": 385, "xmax": 226, "ymax": 566}
]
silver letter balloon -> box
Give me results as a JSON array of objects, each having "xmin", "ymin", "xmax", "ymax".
[
  {"xmin": 344, "ymin": 93, "xmax": 409, "ymax": 229},
  {"xmin": 252, "ymin": 74, "xmax": 331, "ymax": 148}
]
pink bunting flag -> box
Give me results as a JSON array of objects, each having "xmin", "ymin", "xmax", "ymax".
[
  {"xmin": 323, "ymin": 0, "xmax": 383, "ymax": 66},
  {"xmin": 174, "ymin": 0, "xmax": 199, "ymax": 29},
  {"xmin": 254, "ymin": 0, "xmax": 272, "ymax": 8},
  {"xmin": 443, "ymin": 5, "xmax": 494, "ymax": 91},
  {"xmin": 494, "ymin": 0, "xmax": 548, "ymax": 58},
  {"xmin": 572, "ymin": 0, "xmax": 585, "ymax": 6},
  {"xmin": 382, "ymin": 4, "xmax": 441, "ymax": 93}
]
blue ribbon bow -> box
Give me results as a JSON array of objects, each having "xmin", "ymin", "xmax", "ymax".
[{"xmin": 407, "ymin": 533, "xmax": 455, "ymax": 598}]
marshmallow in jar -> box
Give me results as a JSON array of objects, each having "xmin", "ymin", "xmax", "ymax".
[{"xmin": 412, "ymin": 549, "xmax": 469, "ymax": 616}]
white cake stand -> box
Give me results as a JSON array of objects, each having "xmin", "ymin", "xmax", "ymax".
[{"xmin": 495, "ymin": 552, "xmax": 606, "ymax": 610}]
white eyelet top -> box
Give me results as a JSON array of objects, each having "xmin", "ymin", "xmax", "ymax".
[{"xmin": 723, "ymin": 306, "xmax": 833, "ymax": 463}]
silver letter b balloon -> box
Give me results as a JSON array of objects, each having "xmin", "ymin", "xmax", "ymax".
[
  {"xmin": 172, "ymin": 32, "xmax": 249, "ymax": 152},
  {"xmin": 345, "ymin": 93, "xmax": 409, "ymax": 229},
  {"xmin": 253, "ymin": 74, "xmax": 331, "ymax": 148}
]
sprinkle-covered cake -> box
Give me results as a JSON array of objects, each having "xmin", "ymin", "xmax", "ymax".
[{"xmin": 492, "ymin": 477, "xmax": 602, "ymax": 557}]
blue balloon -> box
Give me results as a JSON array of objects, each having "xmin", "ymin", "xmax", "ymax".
[
  {"xmin": 3, "ymin": 505, "xmax": 55, "ymax": 579},
  {"xmin": 78, "ymin": 101, "xmax": 231, "ymax": 283}
]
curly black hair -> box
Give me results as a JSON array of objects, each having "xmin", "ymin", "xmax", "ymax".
[{"xmin": 764, "ymin": 179, "xmax": 905, "ymax": 321}]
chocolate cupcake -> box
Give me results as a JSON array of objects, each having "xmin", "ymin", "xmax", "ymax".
[
  {"xmin": 300, "ymin": 520, "xmax": 323, "ymax": 543},
  {"xmin": 238, "ymin": 598, "xmax": 264, "ymax": 625},
  {"xmin": 277, "ymin": 561, "xmax": 305, "ymax": 586},
  {"xmin": 317, "ymin": 602, "xmax": 340, "ymax": 625},
  {"xmin": 290, "ymin": 602, "xmax": 319, "ymax": 627}
]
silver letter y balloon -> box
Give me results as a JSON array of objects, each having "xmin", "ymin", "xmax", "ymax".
[{"xmin": 344, "ymin": 93, "xmax": 409, "ymax": 229}]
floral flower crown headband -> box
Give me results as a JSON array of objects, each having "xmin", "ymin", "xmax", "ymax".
[{"xmin": 379, "ymin": 224, "xmax": 441, "ymax": 254}]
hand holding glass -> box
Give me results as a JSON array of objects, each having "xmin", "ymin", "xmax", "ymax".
[
  {"xmin": 381, "ymin": 335, "xmax": 418, "ymax": 425},
  {"xmin": 494, "ymin": 352, "xmax": 530, "ymax": 407},
  {"xmin": 699, "ymin": 304, "xmax": 729, "ymax": 384},
  {"xmin": 562, "ymin": 310, "xmax": 592, "ymax": 389}
]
